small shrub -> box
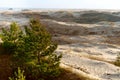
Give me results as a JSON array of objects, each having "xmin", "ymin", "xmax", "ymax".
[
  {"xmin": 1, "ymin": 19, "xmax": 62, "ymax": 80},
  {"xmin": 115, "ymin": 53, "xmax": 120, "ymax": 66},
  {"xmin": 9, "ymin": 67, "xmax": 26, "ymax": 80}
]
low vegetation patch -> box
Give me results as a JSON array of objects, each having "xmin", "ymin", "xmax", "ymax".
[
  {"xmin": 114, "ymin": 53, "xmax": 120, "ymax": 67},
  {"xmin": 0, "ymin": 19, "xmax": 62, "ymax": 80}
]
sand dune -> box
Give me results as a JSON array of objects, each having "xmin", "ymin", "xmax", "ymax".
[{"xmin": 0, "ymin": 10, "xmax": 120, "ymax": 80}]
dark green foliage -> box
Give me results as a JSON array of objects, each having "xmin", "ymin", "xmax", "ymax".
[
  {"xmin": 1, "ymin": 22, "xmax": 23, "ymax": 53},
  {"xmin": 23, "ymin": 19, "xmax": 62, "ymax": 78},
  {"xmin": 1, "ymin": 19, "xmax": 62, "ymax": 80}
]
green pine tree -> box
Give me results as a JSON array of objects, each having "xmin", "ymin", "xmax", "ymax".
[
  {"xmin": 1, "ymin": 19, "xmax": 62, "ymax": 79},
  {"xmin": 24, "ymin": 19, "xmax": 62, "ymax": 77},
  {"xmin": 1, "ymin": 22, "xmax": 23, "ymax": 54}
]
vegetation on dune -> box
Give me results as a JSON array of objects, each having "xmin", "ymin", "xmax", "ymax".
[
  {"xmin": 0, "ymin": 18, "xmax": 102, "ymax": 80},
  {"xmin": 75, "ymin": 12, "xmax": 120, "ymax": 24},
  {"xmin": 0, "ymin": 19, "xmax": 62, "ymax": 80},
  {"xmin": 9, "ymin": 67, "xmax": 26, "ymax": 80},
  {"xmin": 1, "ymin": 22, "xmax": 23, "ymax": 54},
  {"xmin": 114, "ymin": 53, "xmax": 120, "ymax": 67}
]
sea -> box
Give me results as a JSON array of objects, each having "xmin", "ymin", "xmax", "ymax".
[{"xmin": 0, "ymin": 8, "xmax": 68, "ymax": 11}]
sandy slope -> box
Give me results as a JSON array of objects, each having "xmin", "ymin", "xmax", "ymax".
[
  {"xmin": 60, "ymin": 53, "xmax": 120, "ymax": 80},
  {"xmin": 42, "ymin": 17, "xmax": 120, "ymax": 80},
  {"xmin": 56, "ymin": 42, "xmax": 120, "ymax": 80}
]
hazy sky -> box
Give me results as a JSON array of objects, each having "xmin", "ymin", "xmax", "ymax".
[{"xmin": 0, "ymin": 0, "xmax": 119, "ymax": 9}]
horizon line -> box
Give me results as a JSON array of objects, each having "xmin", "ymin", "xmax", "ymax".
[{"xmin": 0, "ymin": 7, "xmax": 120, "ymax": 10}]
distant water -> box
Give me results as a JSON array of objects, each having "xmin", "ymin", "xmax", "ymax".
[
  {"xmin": 0, "ymin": 8, "xmax": 67, "ymax": 12},
  {"xmin": 0, "ymin": 8, "xmax": 23, "ymax": 11},
  {"xmin": 0, "ymin": 8, "xmax": 120, "ymax": 12},
  {"xmin": 0, "ymin": 8, "xmax": 44, "ymax": 11}
]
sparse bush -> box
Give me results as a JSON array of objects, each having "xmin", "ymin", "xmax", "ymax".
[
  {"xmin": 9, "ymin": 67, "xmax": 26, "ymax": 80},
  {"xmin": 115, "ymin": 53, "xmax": 120, "ymax": 66},
  {"xmin": 1, "ymin": 19, "xmax": 62, "ymax": 80}
]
